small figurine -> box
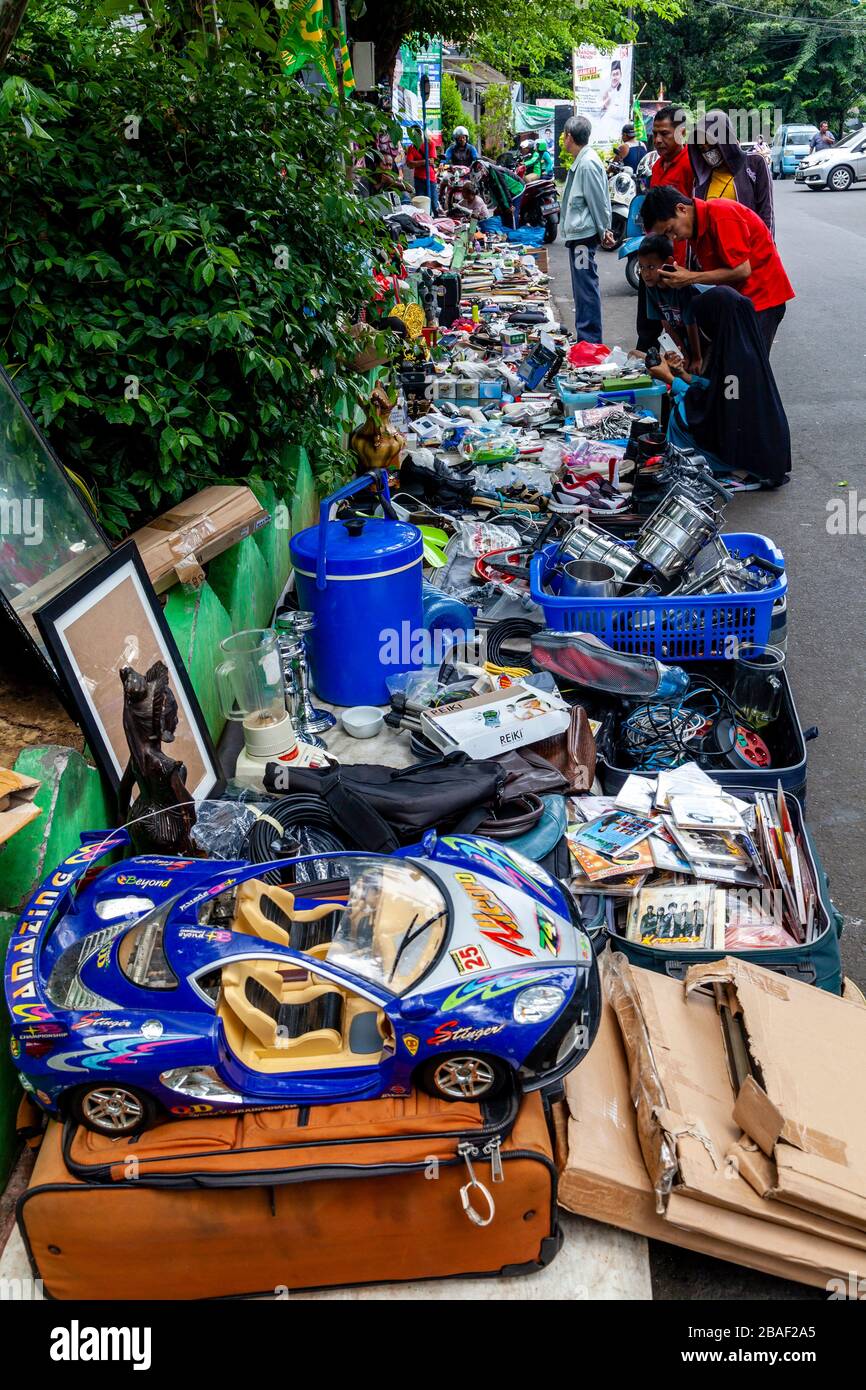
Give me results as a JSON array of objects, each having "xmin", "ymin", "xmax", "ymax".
[
  {"xmin": 117, "ymin": 661, "xmax": 197, "ymax": 854},
  {"xmin": 350, "ymin": 382, "xmax": 405, "ymax": 474}
]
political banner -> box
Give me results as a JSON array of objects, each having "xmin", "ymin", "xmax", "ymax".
[{"xmin": 571, "ymin": 43, "xmax": 633, "ymax": 147}]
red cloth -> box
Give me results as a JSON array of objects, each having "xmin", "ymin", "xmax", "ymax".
[
  {"xmin": 649, "ymin": 146, "xmax": 694, "ymax": 265},
  {"xmin": 691, "ymin": 198, "xmax": 794, "ymax": 311}
]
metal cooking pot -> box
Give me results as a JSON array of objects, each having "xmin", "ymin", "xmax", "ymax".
[
  {"xmin": 559, "ymin": 521, "xmax": 639, "ymax": 591},
  {"xmin": 634, "ymin": 489, "xmax": 719, "ymax": 580}
]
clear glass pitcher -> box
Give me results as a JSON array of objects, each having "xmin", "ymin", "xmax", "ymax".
[{"xmin": 215, "ymin": 628, "xmax": 286, "ymax": 729}]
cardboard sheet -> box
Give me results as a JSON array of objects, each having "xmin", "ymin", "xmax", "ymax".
[
  {"xmin": 0, "ymin": 768, "xmax": 41, "ymax": 846},
  {"xmin": 128, "ymin": 485, "xmax": 270, "ymax": 592},
  {"xmin": 686, "ymin": 957, "xmax": 866, "ymax": 1233},
  {"xmin": 558, "ymin": 960, "xmax": 866, "ymax": 1288}
]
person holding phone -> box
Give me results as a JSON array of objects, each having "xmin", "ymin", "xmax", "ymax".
[
  {"xmin": 636, "ymin": 235, "xmax": 703, "ymax": 368},
  {"xmin": 647, "ymin": 286, "xmax": 791, "ymax": 488},
  {"xmin": 640, "ymin": 185, "xmax": 794, "ymax": 352}
]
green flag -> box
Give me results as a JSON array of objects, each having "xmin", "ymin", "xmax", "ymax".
[{"xmin": 633, "ymin": 99, "xmax": 648, "ymax": 143}]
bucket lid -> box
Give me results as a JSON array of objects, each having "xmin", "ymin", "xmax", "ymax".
[{"xmin": 291, "ymin": 515, "xmax": 423, "ymax": 579}]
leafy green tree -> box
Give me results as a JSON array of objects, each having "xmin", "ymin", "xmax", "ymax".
[
  {"xmin": 634, "ymin": 0, "xmax": 866, "ymax": 134},
  {"xmin": 0, "ymin": 1, "xmax": 395, "ymax": 532},
  {"xmin": 440, "ymin": 69, "xmax": 477, "ymax": 144},
  {"xmin": 348, "ymin": 0, "xmax": 682, "ymax": 84}
]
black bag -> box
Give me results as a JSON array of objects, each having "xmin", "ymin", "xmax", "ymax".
[{"xmin": 264, "ymin": 753, "xmax": 506, "ymax": 852}]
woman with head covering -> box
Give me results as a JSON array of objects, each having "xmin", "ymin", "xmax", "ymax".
[
  {"xmin": 649, "ymin": 286, "xmax": 791, "ymax": 488},
  {"xmin": 689, "ymin": 109, "xmax": 775, "ymax": 235}
]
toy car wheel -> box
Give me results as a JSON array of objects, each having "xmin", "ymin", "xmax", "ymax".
[
  {"xmin": 70, "ymin": 1083, "xmax": 156, "ymax": 1137},
  {"xmin": 416, "ymin": 1053, "xmax": 508, "ymax": 1102}
]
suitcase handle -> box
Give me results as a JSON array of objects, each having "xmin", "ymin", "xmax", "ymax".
[{"xmin": 664, "ymin": 958, "xmax": 817, "ymax": 985}]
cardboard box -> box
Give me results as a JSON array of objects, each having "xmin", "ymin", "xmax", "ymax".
[
  {"xmin": 558, "ymin": 958, "xmax": 866, "ymax": 1288},
  {"xmin": 0, "ymin": 768, "xmax": 41, "ymax": 846},
  {"xmin": 421, "ymin": 682, "xmax": 570, "ymax": 760},
  {"xmin": 605, "ymin": 954, "xmax": 866, "ymax": 1249},
  {"xmin": 686, "ymin": 956, "xmax": 866, "ymax": 1234},
  {"xmin": 129, "ymin": 486, "xmax": 271, "ymax": 593}
]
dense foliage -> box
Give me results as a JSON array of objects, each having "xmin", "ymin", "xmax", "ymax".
[
  {"xmin": 635, "ymin": 1, "xmax": 866, "ymax": 132},
  {"xmin": 440, "ymin": 71, "xmax": 477, "ymax": 145},
  {"xmin": 0, "ymin": 2, "xmax": 396, "ymax": 532}
]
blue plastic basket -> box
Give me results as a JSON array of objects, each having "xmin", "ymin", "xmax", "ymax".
[
  {"xmin": 529, "ymin": 533, "xmax": 786, "ymax": 661},
  {"xmin": 556, "ymin": 378, "xmax": 668, "ymax": 420}
]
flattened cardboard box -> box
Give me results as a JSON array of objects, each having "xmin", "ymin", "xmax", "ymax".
[
  {"xmin": 686, "ymin": 957, "xmax": 866, "ymax": 1233},
  {"xmin": 559, "ymin": 965, "xmax": 866, "ymax": 1288},
  {"xmin": 605, "ymin": 956, "xmax": 866, "ymax": 1250},
  {"xmin": 129, "ymin": 485, "xmax": 270, "ymax": 592}
]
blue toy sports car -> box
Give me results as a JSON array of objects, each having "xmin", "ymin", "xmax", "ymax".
[{"xmin": 5, "ymin": 829, "xmax": 600, "ymax": 1136}]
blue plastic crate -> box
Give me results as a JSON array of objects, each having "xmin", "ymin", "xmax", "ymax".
[
  {"xmin": 556, "ymin": 378, "xmax": 668, "ymax": 420},
  {"xmin": 529, "ymin": 533, "xmax": 786, "ymax": 661}
]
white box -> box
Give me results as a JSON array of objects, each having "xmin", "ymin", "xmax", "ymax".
[{"xmin": 420, "ymin": 682, "xmax": 570, "ymax": 759}]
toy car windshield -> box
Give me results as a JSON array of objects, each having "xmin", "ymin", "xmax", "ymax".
[{"xmin": 325, "ymin": 856, "xmax": 450, "ymax": 994}]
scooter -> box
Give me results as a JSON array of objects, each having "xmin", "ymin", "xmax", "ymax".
[
  {"xmin": 604, "ymin": 161, "xmax": 636, "ymax": 250},
  {"xmin": 617, "ymin": 150, "xmax": 658, "ymax": 290},
  {"xmin": 472, "ymin": 157, "xmax": 560, "ymax": 243}
]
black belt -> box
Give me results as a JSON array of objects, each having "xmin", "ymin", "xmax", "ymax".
[{"xmin": 475, "ymin": 793, "xmax": 544, "ymax": 840}]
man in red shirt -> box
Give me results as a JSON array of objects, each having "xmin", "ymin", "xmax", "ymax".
[
  {"xmin": 649, "ymin": 105, "xmax": 694, "ymax": 263},
  {"xmin": 405, "ymin": 125, "xmax": 439, "ymax": 213},
  {"xmin": 633, "ymin": 105, "xmax": 695, "ymax": 353},
  {"xmin": 640, "ymin": 185, "xmax": 794, "ymax": 352}
]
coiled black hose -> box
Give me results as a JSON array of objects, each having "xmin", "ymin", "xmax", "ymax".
[
  {"xmin": 244, "ymin": 795, "xmax": 347, "ymax": 885},
  {"xmin": 485, "ymin": 617, "xmax": 543, "ymax": 670}
]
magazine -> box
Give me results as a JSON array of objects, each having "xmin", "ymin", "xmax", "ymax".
[{"xmin": 625, "ymin": 884, "xmax": 722, "ymax": 950}]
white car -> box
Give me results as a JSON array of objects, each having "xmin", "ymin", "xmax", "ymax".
[{"xmin": 795, "ymin": 127, "xmax": 866, "ymax": 191}]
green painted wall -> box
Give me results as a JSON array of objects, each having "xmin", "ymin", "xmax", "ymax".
[{"xmin": 0, "ymin": 911, "xmax": 18, "ymax": 1187}]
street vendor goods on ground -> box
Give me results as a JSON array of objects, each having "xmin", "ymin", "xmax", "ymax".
[{"xmin": 0, "ymin": 133, "xmax": 859, "ymax": 1319}]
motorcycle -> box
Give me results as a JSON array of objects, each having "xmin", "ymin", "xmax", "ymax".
[
  {"xmin": 471, "ymin": 156, "xmax": 561, "ymax": 243},
  {"xmin": 604, "ymin": 159, "xmax": 636, "ymax": 250},
  {"xmin": 617, "ymin": 150, "xmax": 658, "ymax": 291}
]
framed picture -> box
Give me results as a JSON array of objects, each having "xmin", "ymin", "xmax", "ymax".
[
  {"xmin": 34, "ymin": 541, "xmax": 221, "ymax": 800},
  {"xmin": 0, "ymin": 361, "xmax": 110, "ymax": 676}
]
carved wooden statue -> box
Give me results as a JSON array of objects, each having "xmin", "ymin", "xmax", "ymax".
[{"xmin": 117, "ymin": 660, "xmax": 197, "ymax": 854}]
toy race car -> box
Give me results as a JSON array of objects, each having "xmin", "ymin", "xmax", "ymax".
[{"xmin": 5, "ymin": 829, "xmax": 600, "ymax": 1137}]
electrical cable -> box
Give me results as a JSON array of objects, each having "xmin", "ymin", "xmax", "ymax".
[
  {"xmin": 618, "ymin": 674, "xmax": 761, "ymax": 771},
  {"xmin": 244, "ymin": 795, "xmax": 348, "ymax": 885},
  {"xmin": 485, "ymin": 617, "xmax": 544, "ymax": 669}
]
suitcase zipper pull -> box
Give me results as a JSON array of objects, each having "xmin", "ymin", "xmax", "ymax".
[
  {"xmin": 457, "ymin": 1141, "xmax": 495, "ymax": 1228},
  {"xmin": 483, "ymin": 1136, "xmax": 504, "ymax": 1183}
]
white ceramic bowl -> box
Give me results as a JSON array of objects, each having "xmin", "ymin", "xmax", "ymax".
[{"xmin": 340, "ymin": 706, "xmax": 385, "ymax": 739}]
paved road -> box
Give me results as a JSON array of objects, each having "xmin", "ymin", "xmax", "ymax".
[{"xmin": 550, "ymin": 178, "xmax": 866, "ymax": 1300}]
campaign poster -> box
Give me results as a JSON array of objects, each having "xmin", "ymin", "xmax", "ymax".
[{"xmin": 571, "ymin": 44, "xmax": 633, "ymax": 147}]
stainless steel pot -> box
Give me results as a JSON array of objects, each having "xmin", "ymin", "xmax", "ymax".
[
  {"xmin": 634, "ymin": 489, "xmax": 719, "ymax": 580},
  {"xmin": 559, "ymin": 521, "xmax": 638, "ymax": 591}
]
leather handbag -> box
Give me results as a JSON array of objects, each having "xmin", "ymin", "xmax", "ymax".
[{"xmin": 531, "ymin": 704, "xmax": 597, "ymax": 792}]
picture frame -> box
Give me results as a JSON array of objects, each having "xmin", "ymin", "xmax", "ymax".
[
  {"xmin": 0, "ymin": 360, "xmax": 110, "ymax": 678},
  {"xmin": 34, "ymin": 541, "xmax": 222, "ymax": 801}
]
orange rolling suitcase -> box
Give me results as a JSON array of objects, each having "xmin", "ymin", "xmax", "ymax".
[{"xmin": 18, "ymin": 1088, "xmax": 561, "ymax": 1299}]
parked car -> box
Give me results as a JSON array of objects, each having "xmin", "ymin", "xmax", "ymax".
[
  {"xmin": 6, "ymin": 832, "xmax": 600, "ymax": 1135},
  {"xmin": 795, "ymin": 126, "xmax": 866, "ymax": 191},
  {"xmin": 770, "ymin": 124, "xmax": 818, "ymax": 179}
]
